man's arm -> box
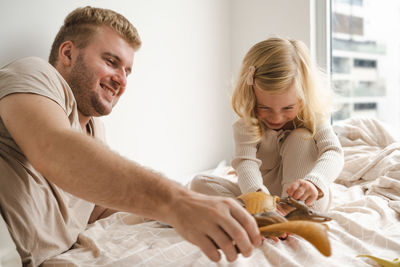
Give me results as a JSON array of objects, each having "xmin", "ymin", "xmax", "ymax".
[{"xmin": 0, "ymin": 93, "xmax": 262, "ymax": 262}]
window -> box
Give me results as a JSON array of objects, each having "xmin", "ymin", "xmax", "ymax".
[
  {"xmin": 332, "ymin": 57, "xmax": 351, "ymax": 73},
  {"xmin": 330, "ymin": 0, "xmax": 400, "ymax": 137},
  {"xmin": 353, "ymin": 59, "xmax": 376, "ymax": 68}
]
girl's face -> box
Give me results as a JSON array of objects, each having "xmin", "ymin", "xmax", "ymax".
[{"xmin": 254, "ymin": 85, "xmax": 301, "ymax": 130}]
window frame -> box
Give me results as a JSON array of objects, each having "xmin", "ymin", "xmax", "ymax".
[{"xmin": 315, "ymin": 0, "xmax": 331, "ymax": 75}]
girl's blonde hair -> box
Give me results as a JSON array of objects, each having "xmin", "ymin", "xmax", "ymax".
[{"xmin": 232, "ymin": 37, "xmax": 332, "ymax": 142}]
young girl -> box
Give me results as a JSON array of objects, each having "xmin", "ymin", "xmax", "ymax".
[{"xmin": 190, "ymin": 37, "xmax": 344, "ymax": 214}]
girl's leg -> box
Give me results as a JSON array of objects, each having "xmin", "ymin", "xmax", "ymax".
[
  {"xmin": 280, "ymin": 128, "xmax": 331, "ymax": 212},
  {"xmin": 189, "ymin": 174, "xmax": 242, "ymax": 198}
]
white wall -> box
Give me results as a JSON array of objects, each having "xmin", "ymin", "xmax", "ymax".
[
  {"xmin": 0, "ymin": 0, "xmax": 234, "ymax": 182},
  {"xmin": 0, "ymin": 0, "xmax": 315, "ymax": 182},
  {"xmin": 231, "ymin": 0, "xmax": 314, "ymax": 76},
  {"xmin": 98, "ymin": 0, "xmax": 234, "ymax": 180}
]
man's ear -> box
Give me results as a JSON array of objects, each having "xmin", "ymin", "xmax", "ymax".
[{"xmin": 58, "ymin": 41, "xmax": 75, "ymax": 67}]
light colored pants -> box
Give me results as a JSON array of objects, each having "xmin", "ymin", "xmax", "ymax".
[{"xmin": 190, "ymin": 128, "xmax": 331, "ymax": 212}]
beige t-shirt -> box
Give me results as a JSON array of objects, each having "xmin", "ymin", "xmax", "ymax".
[{"xmin": 0, "ymin": 57, "xmax": 104, "ymax": 266}]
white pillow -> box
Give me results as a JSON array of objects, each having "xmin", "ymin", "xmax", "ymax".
[{"xmin": 0, "ymin": 215, "xmax": 22, "ymax": 267}]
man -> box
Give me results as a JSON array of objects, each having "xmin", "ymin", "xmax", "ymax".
[{"xmin": 0, "ymin": 6, "xmax": 262, "ymax": 266}]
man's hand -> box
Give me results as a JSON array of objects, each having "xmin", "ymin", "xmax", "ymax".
[
  {"xmin": 166, "ymin": 192, "xmax": 263, "ymax": 262},
  {"xmin": 286, "ymin": 180, "xmax": 318, "ymax": 205}
]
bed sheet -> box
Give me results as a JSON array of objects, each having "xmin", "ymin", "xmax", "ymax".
[{"xmin": 43, "ymin": 118, "xmax": 400, "ymax": 267}]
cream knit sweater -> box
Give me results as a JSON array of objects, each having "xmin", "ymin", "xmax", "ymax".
[{"xmin": 231, "ymin": 119, "xmax": 344, "ymax": 199}]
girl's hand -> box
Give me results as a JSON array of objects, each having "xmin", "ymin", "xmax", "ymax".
[
  {"xmin": 286, "ymin": 180, "xmax": 319, "ymax": 205},
  {"xmin": 276, "ymin": 202, "xmax": 296, "ymax": 217}
]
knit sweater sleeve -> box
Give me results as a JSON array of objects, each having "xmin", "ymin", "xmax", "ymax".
[
  {"xmin": 303, "ymin": 121, "xmax": 344, "ymax": 196},
  {"xmin": 231, "ymin": 120, "xmax": 270, "ymax": 195}
]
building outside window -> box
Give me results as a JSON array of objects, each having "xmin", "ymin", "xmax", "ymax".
[{"xmin": 331, "ymin": 0, "xmax": 400, "ymax": 137}]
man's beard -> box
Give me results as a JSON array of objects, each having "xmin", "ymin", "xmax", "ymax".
[{"xmin": 67, "ymin": 54, "xmax": 111, "ymax": 117}]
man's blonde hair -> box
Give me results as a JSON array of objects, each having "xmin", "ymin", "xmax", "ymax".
[
  {"xmin": 49, "ymin": 6, "xmax": 141, "ymax": 66},
  {"xmin": 232, "ymin": 37, "xmax": 332, "ymax": 142}
]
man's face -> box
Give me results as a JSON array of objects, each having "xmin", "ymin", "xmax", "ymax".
[{"xmin": 67, "ymin": 26, "xmax": 135, "ymax": 117}]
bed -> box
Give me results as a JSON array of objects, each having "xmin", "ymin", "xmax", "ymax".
[{"xmin": 36, "ymin": 118, "xmax": 400, "ymax": 266}]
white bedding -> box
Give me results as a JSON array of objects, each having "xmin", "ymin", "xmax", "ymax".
[{"xmin": 43, "ymin": 118, "xmax": 400, "ymax": 267}]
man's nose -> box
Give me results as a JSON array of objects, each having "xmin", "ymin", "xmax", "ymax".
[{"xmin": 112, "ymin": 69, "xmax": 127, "ymax": 89}]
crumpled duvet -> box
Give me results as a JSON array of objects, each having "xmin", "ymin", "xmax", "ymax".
[{"xmin": 44, "ymin": 118, "xmax": 400, "ymax": 267}]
